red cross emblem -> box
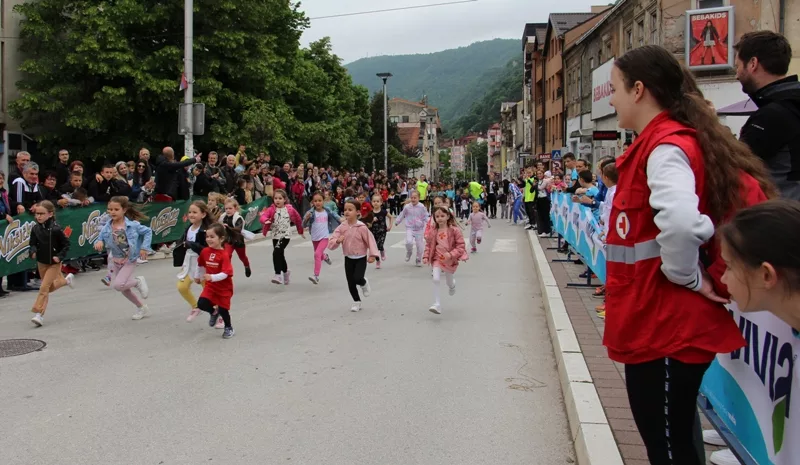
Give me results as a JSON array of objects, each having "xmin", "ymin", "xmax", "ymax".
[{"xmin": 616, "ymin": 212, "xmax": 630, "ymax": 239}]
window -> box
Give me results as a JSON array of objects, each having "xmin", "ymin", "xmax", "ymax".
[
  {"xmin": 401, "ymin": 115, "xmax": 409, "ymax": 123},
  {"xmin": 625, "ymin": 26, "xmax": 633, "ymax": 51},
  {"xmin": 389, "ymin": 116, "xmax": 399, "ymax": 124},
  {"xmin": 590, "ymin": 57, "xmax": 595, "ymax": 69},
  {"xmin": 650, "ymin": 11, "xmax": 658, "ymax": 45},
  {"xmin": 697, "ymin": 0, "xmax": 725, "ymax": 8},
  {"xmin": 604, "ymin": 41, "xmax": 612, "ymax": 60},
  {"xmin": 637, "ymin": 19, "xmax": 645, "ymax": 47}
]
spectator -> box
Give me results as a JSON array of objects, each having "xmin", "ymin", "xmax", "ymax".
[
  {"xmin": 90, "ymin": 164, "xmax": 131, "ymax": 203},
  {"xmin": 40, "ymin": 171, "xmax": 62, "ymax": 203},
  {"xmin": 9, "ymin": 151, "xmax": 32, "ymax": 183},
  {"xmin": 10, "ymin": 162, "xmax": 45, "ymax": 215},
  {"xmin": 55, "ymin": 149, "xmax": 71, "ymax": 186},
  {"xmin": 132, "ymin": 161, "xmax": 153, "ymax": 203},
  {"xmin": 562, "ymin": 153, "xmax": 577, "ymax": 187},
  {"xmin": 221, "ymin": 155, "xmax": 238, "ymax": 194},
  {"xmin": 191, "ymin": 163, "xmax": 215, "ymax": 197},
  {"xmin": 734, "ymin": 31, "xmax": 800, "ymax": 199},
  {"xmin": 204, "ymin": 151, "xmax": 223, "ymax": 192},
  {"xmin": 279, "ymin": 162, "xmax": 291, "ymax": 186},
  {"xmin": 246, "ymin": 164, "xmax": 264, "ymax": 198},
  {"xmin": 0, "ymin": 170, "xmax": 11, "ymax": 297},
  {"xmin": 59, "ymin": 172, "xmax": 93, "ymax": 207},
  {"xmin": 137, "ymin": 147, "xmax": 153, "ymax": 179},
  {"xmin": 68, "ymin": 160, "xmax": 90, "ymax": 188},
  {"xmin": 153, "ymin": 146, "xmax": 197, "ymax": 200}
]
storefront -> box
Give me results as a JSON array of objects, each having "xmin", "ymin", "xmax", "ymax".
[{"xmin": 591, "ymin": 58, "xmax": 622, "ymax": 166}]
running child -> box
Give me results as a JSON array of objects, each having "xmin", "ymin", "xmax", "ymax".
[
  {"xmin": 422, "ymin": 206, "xmax": 467, "ymax": 315},
  {"xmin": 94, "ymin": 196, "xmax": 153, "ymax": 320},
  {"xmin": 219, "ymin": 198, "xmax": 252, "ymax": 277},
  {"xmin": 193, "ymin": 223, "xmax": 235, "ymax": 339},
  {"xmin": 323, "ymin": 190, "xmax": 339, "ymax": 215},
  {"xmin": 394, "ymin": 190, "xmax": 428, "ymax": 266},
  {"xmin": 29, "ymin": 200, "xmax": 74, "ymax": 326},
  {"xmin": 369, "ymin": 193, "xmax": 392, "ymax": 269},
  {"xmin": 177, "ymin": 200, "xmax": 214, "ymax": 321},
  {"xmin": 260, "ymin": 189, "xmax": 304, "ymax": 285},
  {"xmin": 303, "ymin": 191, "xmax": 342, "ymax": 284},
  {"xmin": 328, "ymin": 199, "xmax": 379, "ymax": 312},
  {"xmin": 468, "ymin": 201, "xmax": 491, "ymax": 253}
]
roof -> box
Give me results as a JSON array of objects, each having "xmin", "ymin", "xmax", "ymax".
[
  {"xmin": 397, "ymin": 126, "xmax": 419, "ymax": 151},
  {"xmin": 522, "ymin": 22, "xmax": 548, "ymax": 50},
  {"xmin": 571, "ymin": 0, "xmax": 628, "ymax": 49},
  {"xmin": 550, "ymin": 12, "xmax": 598, "ymax": 36},
  {"xmin": 389, "ymin": 97, "xmax": 438, "ymax": 112}
]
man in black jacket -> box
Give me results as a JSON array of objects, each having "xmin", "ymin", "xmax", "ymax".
[
  {"xmin": 486, "ymin": 173, "xmax": 499, "ymax": 218},
  {"xmin": 735, "ymin": 31, "xmax": 800, "ymax": 200},
  {"xmin": 89, "ymin": 164, "xmax": 131, "ymax": 203},
  {"xmin": 8, "ymin": 161, "xmax": 45, "ymax": 291},
  {"xmin": 154, "ymin": 147, "xmax": 198, "ymax": 200},
  {"xmin": 55, "ymin": 149, "xmax": 71, "ymax": 186}
]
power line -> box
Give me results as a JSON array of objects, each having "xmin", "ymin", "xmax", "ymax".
[{"xmin": 308, "ymin": 0, "xmax": 479, "ymax": 20}]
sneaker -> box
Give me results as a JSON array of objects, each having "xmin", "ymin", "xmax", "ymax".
[
  {"xmin": 597, "ymin": 311, "xmax": 606, "ymax": 319},
  {"xmin": 135, "ymin": 276, "xmax": 149, "ymax": 299},
  {"xmin": 595, "ymin": 303, "xmax": 605, "ymax": 313},
  {"xmin": 283, "ymin": 270, "xmax": 291, "ymax": 285},
  {"xmin": 350, "ymin": 302, "xmax": 362, "ymax": 312},
  {"xmin": 471, "ymin": 247, "xmax": 477, "ymax": 253},
  {"xmin": 209, "ymin": 311, "xmax": 218, "ymax": 327},
  {"xmin": 101, "ymin": 275, "xmax": 111, "ymax": 287},
  {"xmin": 477, "ymin": 237, "xmax": 482, "ymax": 244},
  {"xmin": 380, "ymin": 250, "xmax": 386, "ymax": 261},
  {"xmin": 271, "ymin": 274, "xmax": 283, "ymax": 285},
  {"xmin": 223, "ymin": 327, "xmax": 235, "ymax": 339},
  {"xmin": 376, "ymin": 261, "xmax": 381, "ymax": 269},
  {"xmin": 65, "ymin": 273, "xmax": 75, "ymax": 289},
  {"xmin": 132, "ymin": 304, "xmax": 149, "ymax": 320},
  {"xmin": 709, "ymin": 449, "xmax": 741, "ymax": 465},
  {"xmin": 449, "ymin": 283, "xmax": 456, "ymax": 296},
  {"xmin": 361, "ymin": 278, "xmax": 371, "ymax": 297},
  {"xmin": 539, "ymin": 232, "xmax": 549, "ymax": 237},
  {"xmin": 309, "ymin": 275, "xmax": 320, "ymax": 285},
  {"xmin": 245, "ymin": 267, "xmax": 251, "ymax": 278},
  {"xmin": 187, "ymin": 308, "xmax": 201, "ymax": 322},
  {"xmin": 525, "ymin": 225, "xmax": 534, "ymax": 230},
  {"xmin": 415, "ymin": 259, "xmax": 422, "ymax": 267},
  {"xmin": 215, "ymin": 317, "xmax": 224, "ymax": 329},
  {"xmin": 703, "ymin": 430, "xmax": 727, "ymax": 446},
  {"xmin": 428, "ymin": 304, "xmax": 442, "ymax": 315},
  {"xmin": 136, "ymin": 257, "xmax": 148, "ymax": 264},
  {"xmin": 323, "ymin": 254, "xmax": 332, "ymax": 265},
  {"xmin": 592, "ymin": 286, "xmax": 606, "ymax": 298},
  {"xmin": 405, "ymin": 251, "xmax": 412, "ymax": 262},
  {"xmin": 31, "ymin": 313, "xmax": 44, "ymax": 326}
]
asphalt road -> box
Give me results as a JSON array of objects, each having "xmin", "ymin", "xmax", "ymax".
[{"xmin": 0, "ymin": 221, "xmax": 573, "ymax": 465}]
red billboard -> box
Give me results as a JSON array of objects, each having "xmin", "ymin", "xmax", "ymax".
[{"xmin": 686, "ymin": 6, "xmax": 735, "ymax": 71}]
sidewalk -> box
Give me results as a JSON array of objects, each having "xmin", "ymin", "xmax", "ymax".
[{"xmin": 530, "ymin": 233, "xmax": 724, "ymax": 465}]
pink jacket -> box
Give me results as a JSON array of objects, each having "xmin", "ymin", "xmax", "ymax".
[
  {"xmin": 423, "ymin": 224, "xmax": 468, "ymax": 266},
  {"xmin": 260, "ymin": 204, "xmax": 304, "ymax": 236},
  {"xmin": 327, "ymin": 221, "xmax": 379, "ymax": 258}
]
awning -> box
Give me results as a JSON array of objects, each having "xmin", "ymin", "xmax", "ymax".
[
  {"xmin": 716, "ymin": 99, "xmax": 757, "ymax": 116},
  {"xmin": 569, "ymin": 128, "xmax": 594, "ymax": 139}
]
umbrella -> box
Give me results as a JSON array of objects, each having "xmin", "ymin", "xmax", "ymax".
[{"xmin": 716, "ymin": 99, "xmax": 757, "ymax": 116}]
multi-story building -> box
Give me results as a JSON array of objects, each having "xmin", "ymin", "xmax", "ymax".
[
  {"xmin": 389, "ymin": 97, "xmax": 441, "ymax": 180},
  {"xmin": 0, "ymin": 0, "xmax": 32, "ymax": 177},
  {"xmin": 442, "ymin": 132, "xmax": 485, "ymax": 175},
  {"xmin": 486, "ymin": 123, "xmax": 502, "ymax": 176},
  {"xmin": 522, "ymin": 23, "xmax": 548, "ymax": 158}
]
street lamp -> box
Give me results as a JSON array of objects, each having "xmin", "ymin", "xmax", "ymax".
[{"xmin": 376, "ymin": 72, "xmax": 392, "ymax": 175}]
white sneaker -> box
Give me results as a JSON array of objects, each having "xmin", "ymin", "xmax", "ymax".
[
  {"xmin": 710, "ymin": 449, "xmax": 741, "ymax": 465},
  {"xmin": 449, "ymin": 283, "xmax": 456, "ymax": 296},
  {"xmin": 428, "ymin": 304, "xmax": 441, "ymax": 315},
  {"xmin": 539, "ymin": 232, "xmax": 549, "ymax": 237},
  {"xmin": 361, "ymin": 278, "xmax": 371, "ymax": 297},
  {"xmin": 350, "ymin": 302, "xmax": 362, "ymax": 312},
  {"xmin": 271, "ymin": 274, "xmax": 283, "ymax": 284},
  {"xmin": 309, "ymin": 276, "xmax": 320, "ymax": 285},
  {"xmin": 405, "ymin": 251, "xmax": 412, "ymax": 262},
  {"xmin": 136, "ymin": 257, "xmax": 149, "ymax": 264},
  {"xmin": 703, "ymin": 429, "xmax": 726, "ymax": 446},
  {"xmin": 31, "ymin": 313, "xmax": 44, "ymax": 326},
  {"xmin": 135, "ymin": 276, "xmax": 149, "ymax": 299},
  {"xmin": 65, "ymin": 273, "xmax": 75, "ymax": 289},
  {"xmin": 132, "ymin": 304, "xmax": 149, "ymax": 320}
]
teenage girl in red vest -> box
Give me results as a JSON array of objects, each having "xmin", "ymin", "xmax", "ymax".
[{"xmin": 606, "ymin": 45, "xmax": 776, "ymax": 465}]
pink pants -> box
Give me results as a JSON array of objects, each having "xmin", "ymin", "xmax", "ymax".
[
  {"xmin": 110, "ymin": 260, "xmax": 142, "ymax": 307},
  {"xmin": 312, "ymin": 239, "xmax": 329, "ymax": 276}
]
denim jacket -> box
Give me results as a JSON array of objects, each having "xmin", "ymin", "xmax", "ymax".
[
  {"xmin": 302, "ymin": 207, "xmax": 342, "ymax": 234},
  {"xmin": 98, "ymin": 217, "xmax": 154, "ymax": 263}
]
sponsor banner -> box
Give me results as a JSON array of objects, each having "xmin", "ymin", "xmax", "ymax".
[
  {"xmin": 549, "ymin": 192, "xmax": 606, "ymax": 283},
  {"xmin": 0, "ymin": 196, "xmax": 271, "ymax": 276},
  {"xmin": 591, "ymin": 58, "xmax": 616, "ymax": 120},
  {"xmin": 701, "ymin": 304, "xmax": 799, "ymax": 465},
  {"xmin": 686, "ymin": 6, "xmax": 735, "ymax": 71}
]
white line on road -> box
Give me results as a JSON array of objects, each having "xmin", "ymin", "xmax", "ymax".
[{"xmin": 491, "ymin": 239, "xmax": 517, "ymax": 253}]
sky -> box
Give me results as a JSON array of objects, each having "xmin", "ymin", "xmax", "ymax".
[{"xmin": 299, "ymin": 0, "xmax": 603, "ymax": 64}]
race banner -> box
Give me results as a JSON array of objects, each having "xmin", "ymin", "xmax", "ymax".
[
  {"xmin": 549, "ymin": 192, "xmax": 606, "ymax": 283},
  {"xmin": 0, "ymin": 196, "xmax": 271, "ymax": 276},
  {"xmin": 701, "ymin": 304, "xmax": 798, "ymax": 465}
]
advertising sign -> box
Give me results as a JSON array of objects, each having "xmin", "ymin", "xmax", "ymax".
[
  {"xmin": 593, "ymin": 130, "xmax": 620, "ymax": 141},
  {"xmin": 591, "ymin": 58, "xmax": 616, "ymax": 120},
  {"xmin": 686, "ymin": 6, "xmax": 735, "ymax": 71},
  {"xmin": 549, "ymin": 192, "xmax": 606, "ymax": 283}
]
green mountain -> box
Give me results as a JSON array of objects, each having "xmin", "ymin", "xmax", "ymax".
[{"xmin": 345, "ymin": 39, "xmax": 520, "ymax": 128}]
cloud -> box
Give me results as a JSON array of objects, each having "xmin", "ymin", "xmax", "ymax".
[{"xmin": 299, "ymin": 0, "xmax": 602, "ymax": 63}]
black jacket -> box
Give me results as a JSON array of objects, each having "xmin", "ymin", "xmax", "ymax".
[
  {"xmin": 174, "ymin": 224, "xmax": 208, "ymax": 267},
  {"xmin": 154, "ymin": 158, "xmax": 196, "ymax": 199},
  {"xmin": 29, "ymin": 218, "xmax": 70, "ymax": 265},
  {"xmin": 221, "ymin": 166, "xmax": 237, "ymax": 194},
  {"xmin": 192, "ymin": 172, "xmax": 215, "ymax": 197},
  {"xmin": 89, "ymin": 178, "xmax": 131, "ymax": 203},
  {"xmin": 55, "ymin": 162, "xmax": 71, "ymax": 186},
  {"xmin": 9, "ymin": 178, "xmax": 45, "ymax": 214}
]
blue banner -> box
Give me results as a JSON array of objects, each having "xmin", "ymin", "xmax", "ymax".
[{"xmin": 549, "ymin": 192, "xmax": 607, "ymax": 284}]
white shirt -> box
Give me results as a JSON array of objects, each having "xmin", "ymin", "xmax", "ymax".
[{"xmin": 310, "ymin": 210, "xmax": 329, "ymax": 241}]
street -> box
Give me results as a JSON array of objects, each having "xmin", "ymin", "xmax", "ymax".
[{"xmin": 0, "ymin": 222, "xmax": 573, "ymax": 465}]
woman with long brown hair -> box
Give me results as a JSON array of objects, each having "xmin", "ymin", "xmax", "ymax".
[{"xmin": 604, "ymin": 45, "xmax": 776, "ymax": 465}]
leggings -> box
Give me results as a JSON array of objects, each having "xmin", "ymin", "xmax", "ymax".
[
  {"xmin": 625, "ymin": 358, "xmax": 711, "ymax": 465},
  {"xmin": 344, "ymin": 256, "xmax": 367, "ymax": 302},
  {"xmin": 197, "ymin": 297, "xmax": 232, "ymax": 329},
  {"xmin": 272, "ymin": 238, "xmax": 290, "ymax": 274},
  {"xmin": 372, "ymin": 226, "xmax": 387, "ymax": 262},
  {"xmin": 432, "ymin": 266, "xmax": 455, "ymax": 306},
  {"xmin": 405, "ymin": 229, "xmax": 424, "ymax": 260},
  {"xmin": 110, "ymin": 260, "xmax": 142, "ymax": 307},
  {"xmin": 469, "ymin": 229, "xmax": 482, "ymax": 248},
  {"xmin": 32, "ymin": 263, "xmax": 67, "ymax": 315},
  {"xmin": 536, "ymin": 196, "xmax": 552, "ymax": 234},
  {"xmin": 512, "ymin": 197, "xmax": 524, "ymax": 223},
  {"xmin": 224, "ymin": 243, "xmax": 250, "ymax": 268},
  {"xmin": 177, "ymin": 275, "xmax": 202, "ymax": 309},
  {"xmin": 312, "ymin": 238, "xmax": 329, "ymax": 276},
  {"xmin": 487, "ymin": 194, "xmax": 497, "ymax": 217}
]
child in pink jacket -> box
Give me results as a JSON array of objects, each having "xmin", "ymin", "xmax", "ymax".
[
  {"xmin": 423, "ymin": 206, "xmax": 467, "ymax": 315},
  {"xmin": 260, "ymin": 189, "xmax": 304, "ymax": 285},
  {"xmin": 328, "ymin": 199, "xmax": 379, "ymax": 312}
]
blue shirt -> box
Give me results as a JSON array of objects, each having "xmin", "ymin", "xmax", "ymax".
[{"xmin": 570, "ymin": 169, "xmax": 579, "ymax": 186}]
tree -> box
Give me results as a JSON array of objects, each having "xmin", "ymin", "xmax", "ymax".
[
  {"xmin": 368, "ymin": 90, "xmax": 404, "ymax": 157},
  {"xmin": 388, "ymin": 146, "xmax": 423, "ymax": 174},
  {"xmin": 465, "ymin": 141, "xmax": 489, "ymax": 181}
]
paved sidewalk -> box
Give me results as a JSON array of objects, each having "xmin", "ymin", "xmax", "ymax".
[{"xmin": 538, "ymin": 236, "xmax": 723, "ymax": 465}]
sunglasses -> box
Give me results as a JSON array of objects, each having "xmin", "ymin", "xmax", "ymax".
[{"xmin": 137, "ymin": 164, "xmax": 146, "ymax": 168}]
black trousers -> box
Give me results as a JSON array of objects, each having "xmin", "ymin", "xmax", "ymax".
[
  {"xmin": 536, "ymin": 196, "xmax": 551, "ymax": 234},
  {"xmin": 272, "ymin": 238, "xmax": 290, "ymax": 274},
  {"xmin": 487, "ymin": 194, "xmax": 497, "ymax": 217},
  {"xmin": 197, "ymin": 297, "xmax": 232, "ymax": 328},
  {"xmin": 524, "ymin": 201, "xmax": 536, "ymax": 226},
  {"xmin": 344, "ymin": 256, "xmax": 367, "ymax": 302},
  {"xmin": 625, "ymin": 358, "xmax": 711, "ymax": 465}
]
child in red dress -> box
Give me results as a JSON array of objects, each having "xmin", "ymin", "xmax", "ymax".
[{"xmin": 194, "ymin": 223, "xmax": 235, "ymax": 339}]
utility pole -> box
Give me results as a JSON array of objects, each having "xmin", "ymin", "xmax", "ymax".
[
  {"xmin": 376, "ymin": 73, "xmax": 392, "ymax": 175},
  {"xmin": 183, "ymin": 0, "xmax": 194, "ymax": 159}
]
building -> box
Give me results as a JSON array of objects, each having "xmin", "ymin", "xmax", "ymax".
[
  {"xmin": 522, "ymin": 23, "xmax": 548, "ymax": 160},
  {"xmin": 0, "ymin": 0, "xmax": 31, "ymax": 177},
  {"xmin": 486, "ymin": 123, "xmax": 501, "ymax": 176},
  {"xmin": 388, "ymin": 97, "xmax": 441, "ymax": 180}
]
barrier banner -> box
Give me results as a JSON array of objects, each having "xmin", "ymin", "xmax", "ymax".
[
  {"xmin": 549, "ymin": 192, "xmax": 607, "ymax": 283},
  {"xmin": 0, "ymin": 197, "xmax": 271, "ymax": 276},
  {"xmin": 701, "ymin": 304, "xmax": 798, "ymax": 465}
]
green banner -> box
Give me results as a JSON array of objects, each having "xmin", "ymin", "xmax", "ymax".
[{"xmin": 0, "ymin": 196, "xmax": 271, "ymax": 276}]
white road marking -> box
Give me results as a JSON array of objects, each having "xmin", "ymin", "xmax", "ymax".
[{"xmin": 491, "ymin": 239, "xmax": 517, "ymax": 253}]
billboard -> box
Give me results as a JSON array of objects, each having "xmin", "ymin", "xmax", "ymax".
[
  {"xmin": 591, "ymin": 58, "xmax": 615, "ymax": 120},
  {"xmin": 686, "ymin": 6, "xmax": 735, "ymax": 71}
]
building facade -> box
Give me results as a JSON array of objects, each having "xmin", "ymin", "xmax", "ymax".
[
  {"xmin": 388, "ymin": 98, "xmax": 442, "ymax": 180},
  {"xmin": 0, "ymin": 0, "xmax": 30, "ymax": 177}
]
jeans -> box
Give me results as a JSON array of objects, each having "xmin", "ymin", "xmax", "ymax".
[{"xmin": 512, "ymin": 197, "xmax": 524, "ymax": 223}]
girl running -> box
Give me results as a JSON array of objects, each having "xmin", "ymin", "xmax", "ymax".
[
  {"xmin": 29, "ymin": 200, "xmax": 74, "ymax": 326},
  {"xmin": 219, "ymin": 198, "xmax": 252, "ymax": 278},
  {"xmin": 193, "ymin": 223, "xmax": 235, "ymax": 339},
  {"xmin": 303, "ymin": 191, "xmax": 342, "ymax": 284},
  {"xmin": 328, "ymin": 200, "xmax": 379, "ymax": 312},
  {"xmin": 423, "ymin": 206, "xmax": 467, "ymax": 315},
  {"xmin": 369, "ymin": 193, "xmax": 392, "ymax": 269},
  {"xmin": 94, "ymin": 196, "xmax": 153, "ymax": 320},
  {"xmin": 260, "ymin": 189, "xmax": 304, "ymax": 285},
  {"xmin": 395, "ymin": 190, "xmax": 428, "ymax": 266},
  {"xmin": 468, "ymin": 201, "xmax": 491, "ymax": 253},
  {"xmin": 177, "ymin": 200, "xmax": 214, "ymax": 321}
]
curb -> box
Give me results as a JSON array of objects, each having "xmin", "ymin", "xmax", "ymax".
[{"xmin": 526, "ymin": 231, "xmax": 624, "ymax": 465}]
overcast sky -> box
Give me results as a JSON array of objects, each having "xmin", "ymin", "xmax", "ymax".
[{"xmin": 299, "ymin": 0, "xmax": 602, "ymax": 63}]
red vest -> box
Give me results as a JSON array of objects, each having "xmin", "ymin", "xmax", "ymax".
[{"xmin": 604, "ymin": 112, "xmax": 745, "ymax": 364}]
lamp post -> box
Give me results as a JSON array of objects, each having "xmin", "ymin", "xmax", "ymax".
[{"xmin": 376, "ymin": 72, "xmax": 392, "ymax": 175}]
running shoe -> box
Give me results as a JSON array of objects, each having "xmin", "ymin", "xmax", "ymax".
[
  {"xmin": 187, "ymin": 308, "xmax": 200, "ymax": 322},
  {"xmin": 428, "ymin": 304, "xmax": 441, "ymax": 315},
  {"xmin": 132, "ymin": 304, "xmax": 149, "ymax": 320},
  {"xmin": 309, "ymin": 276, "xmax": 320, "ymax": 285},
  {"xmin": 223, "ymin": 327, "xmax": 235, "ymax": 339}
]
